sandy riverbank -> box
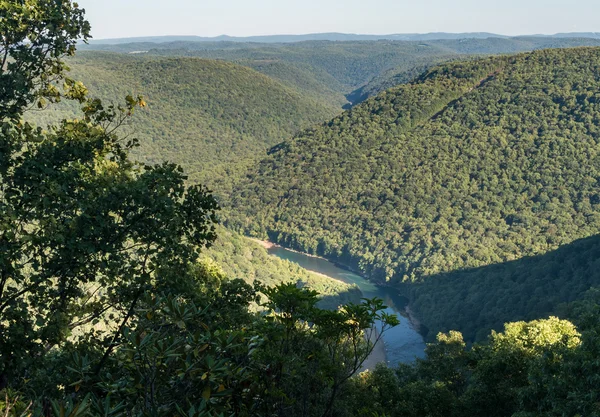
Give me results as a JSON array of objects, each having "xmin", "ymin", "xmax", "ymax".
[
  {"xmin": 250, "ymin": 237, "xmax": 388, "ymax": 368},
  {"xmin": 249, "ymin": 237, "xmax": 431, "ymax": 368},
  {"xmin": 249, "ymin": 238, "xmax": 275, "ymax": 249},
  {"xmin": 249, "ymin": 238, "xmax": 338, "ymax": 262}
]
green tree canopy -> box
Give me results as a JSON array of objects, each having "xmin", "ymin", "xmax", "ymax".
[{"xmin": 0, "ymin": 0, "xmax": 219, "ymax": 388}]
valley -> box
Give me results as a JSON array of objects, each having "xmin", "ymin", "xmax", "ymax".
[
  {"xmin": 32, "ymin": 41, "xmax": 600, "ymax": 350},
  {"xmin": 228, "ymin": 47, "xmax": 600, "ymax": 341},
  {"xmin": 5, "ymin": 2, "xmax": 600, "ymax": 413},
  {"xmin": 31, "ymin": 52, "xmax": 340, "ymax": 192}
]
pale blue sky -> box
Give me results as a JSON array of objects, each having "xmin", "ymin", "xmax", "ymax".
[{"xmin": 80, "ymin": 0, "xmax": 599, "ymax": 40}]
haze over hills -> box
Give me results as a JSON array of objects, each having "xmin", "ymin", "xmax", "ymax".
[
  {"xmin": 86, "ymin": 31, "xmax": 600, "ymax": 44},
  {"xmin": 80, "ymin": 36, "xmax": 600, "ymax": 107},
  {"xmin": 227, "ymin": 47, "xmax": 600, "ymax": 339}
]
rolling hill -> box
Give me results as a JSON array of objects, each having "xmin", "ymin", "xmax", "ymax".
[
  {"xmin": 31, "ymin": 52, "xmax": 340, "ymax": 192},
  {"xmin": 228, "ymin": 47, "xmax": 600, "ymax": 336},
  {"xmin": 81, "ymin": 37, "xmax": 600, "ymax": 106},
  {"xmin": 143, "ymin": 41, "xmax": 457, "ymax": 91}
]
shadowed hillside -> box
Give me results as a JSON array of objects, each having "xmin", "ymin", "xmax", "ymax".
[{"xmin": 404, "ymin": 234, "xmax": 600, "ymax": 342}]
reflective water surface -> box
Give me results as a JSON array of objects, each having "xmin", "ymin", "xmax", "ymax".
[{"xmin": 268, "ymin": 246, "xmax": 426, "ymax": 365}]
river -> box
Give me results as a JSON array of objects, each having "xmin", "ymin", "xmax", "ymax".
[{"xmin": 267, "ymin": 245, "xmax": 426, "ymax": 366}]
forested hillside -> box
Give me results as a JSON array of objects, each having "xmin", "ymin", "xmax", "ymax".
[
  {"xmin": 237, "ymin": 59, "xmax": 349, "ymax": 107},
  {"xmin": 229, "ymin": 47, "xmax": 600, "ymax": 335},
  {"xmin": 347, "ymin": 55, "xmax": 466, "ymax": 103},
  {"xmin": 6, "ymin": 2, "xmax": 600, "ymax": 416},
  {"xmin": 31, "ymin": 52, "xmax": 339, "ymax": 190}
]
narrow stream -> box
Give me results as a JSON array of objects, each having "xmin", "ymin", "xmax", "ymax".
[{"xmin": 267, "ymin": 246, "xmax": 426, "ymax": 366}]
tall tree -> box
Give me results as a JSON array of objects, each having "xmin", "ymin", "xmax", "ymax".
[{"xmin": 0, "ymin": 0, "xmax": 219, "ymax": 387}]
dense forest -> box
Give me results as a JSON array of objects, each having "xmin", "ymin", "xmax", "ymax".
[
  {"xmin": 228, "ymin": 48, "xmax": 600, "ymax": 337},
  {"xmin": 340, "ymin": 293, "xmax": 600, "ymax": 417},
  {"xmin": 29, "ymin": 52, "xmax": 339, "ymax": 191},
  {"xmin": 347, "ymin": 55, "xmax": 466, "ymax": 103},
  {"xmin": 235, "ymin": 59, "xmax": 348, "ymax": 107},
  {"xmin": 4, "ymin": 2, "xmax": 600, "ymax": 416}
]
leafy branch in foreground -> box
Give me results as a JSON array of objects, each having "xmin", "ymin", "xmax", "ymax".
[
  {"xmin": 0, "ymin": 0, "xmax": 90, "ymax": 119},
  {"xmin": 0, "ymin": 0, "xmax": 219, "ymax": 397},
  {"xmin": 66, "ymin": 282, "xmax": 398, "ymax": 417}
]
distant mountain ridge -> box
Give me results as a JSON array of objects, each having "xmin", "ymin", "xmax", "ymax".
[
  {"xmin": 79, "ymin": 37, "xmax": 600, "ymax": 105},
  {"xmin": 88, "ymin": 32, "xmax": 600, "ymax": 45}
]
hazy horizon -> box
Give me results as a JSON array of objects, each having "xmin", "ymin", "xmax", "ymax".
[
  {"xmin": 80, "ymin": 0, "xmax": 599, "ymax": 40},
  {"xmin": 89, "ymin": 30, "xmax": 600, "ymax": 42}
]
